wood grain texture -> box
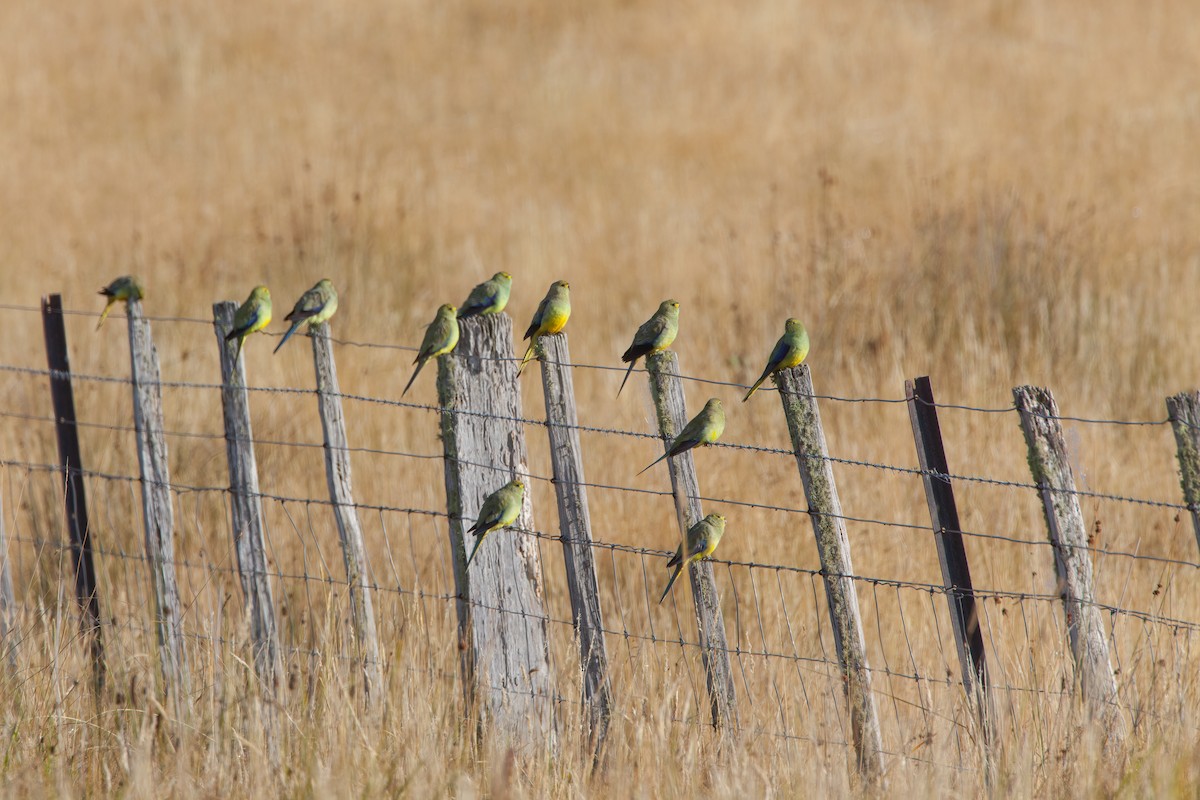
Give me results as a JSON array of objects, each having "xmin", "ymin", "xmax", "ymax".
[
  {"xmin": 126, "ymin": 298, "xmax": 189, "ymax": 706},
  {"xmin": 311, "ymin": 323, "xmax": 382, "ymax": 701},
  {"xmin": 437, "ymin": 313, "xmax": 554, "ymax": 748},
  {"xmin": 213, "ymin": 301, "xmax": 283, "ymax": 742},
  {"xmin": 537, "ymin": 332, "xmax": 612, "ymax": 746},
  {"xmin": 775, "ymin": 364, "xmax": 884, "ymax": 780},
  {"xmin": 1014, "ymin": 385, "xmax": 1125, "ymax": 747},
  {"xmin": 645, "ymin": 350, "xmax": 738, "ymax": 732}
]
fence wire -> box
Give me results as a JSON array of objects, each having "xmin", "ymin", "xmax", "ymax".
[{"xmin": 0, "ymin": 301, "xmax": 1198, "ymax": 781}]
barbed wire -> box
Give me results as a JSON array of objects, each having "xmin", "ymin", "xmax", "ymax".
[
  {"xmin": 5, "ymin": 302, "xmax": 1187, "ymax": 424},
  {"xmin": 0, "ymin": 362, "xmax": 1191, "ymax": 514},
  {"xmin": 4, "ymin": 444, "xmax": 1197, "ymax": 574}
]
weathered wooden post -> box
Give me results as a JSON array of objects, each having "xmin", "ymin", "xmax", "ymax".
[
  {"xmin": 1014, "ymin": 385, "xmax": 1125, "ymax": 746},
  {"xmin": 126, "ymin": 298, "xmax": 189, "ymax": 706},
  {"xmin": 437, "ymin": 313, "xmax": 554, "ymax": 747},
  {"xmin": 41, "ymin": 294, "xmax": 104, "ymax": 690},
  {"xmin": 0, "ymin": 490, "xmax": 16, "ymax": 673},
  {"xmin": 906, "ymin": 377, "xmax": 994, "ymax": 763},
  {"xmin": 1166, "ymin": 391, "xmax": 1200, "ymax": 554},
  {"xmin": 212, "ymin": 302, "xmax": 283, "ymax": 740},
  {"xmin": 310, "ymin": 323, "xmax": 382, "ymax": 701},
  {"xmin": 644, "ymin": 351, "xmax": 738, "ymax": 732},
  {"xmin": 774, "ymin": 364, "xmax": 884, "ymax": 780},
  {"xmin": 536, "ymin": 332, "xmax": 612, "ymax": 748}
]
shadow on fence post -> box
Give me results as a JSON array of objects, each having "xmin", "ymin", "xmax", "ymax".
[
  {"xmin": 212, "ymin": 301, "xmax": 283, "ymax": 749},
  {"xmin": 41, "ymin": 294, "xmax": 104, "ymax": 692},
  {"xmin": 773, "ymin": 364, "xmax": 884, "ymax": 782},
  {"xmin": 1013, "ymin": 385, "xmax": 1126, "ymax": 749},
  {"xmin": 645, "ymin": 350, "xmax": 738, "ymax": 733},
  {"xmin": 309, "ymin": 323, "xmax": 382, "ymax": 702},
  {"xmin": 1166, "ymin": 391, "xmax": 1200, "ymax": 554},
  {"xmin": 906, "ymin": 376, "xmax": 994, "ymax": 773},
  {"xmin": 437, "ymin": 313, "xmax": 554, "ymax": 750},
  {"xmin": 536, "ymin": 332, "xmax": 612, "ymax": 750},
  {"xmin": 125, "ymin": 298, "xmax": 189, "ymax": 710}
]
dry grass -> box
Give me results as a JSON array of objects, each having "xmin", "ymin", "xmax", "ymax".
[{"xmin": 2, "ymin": 0, "xmax": 1200, "ymax": 796}]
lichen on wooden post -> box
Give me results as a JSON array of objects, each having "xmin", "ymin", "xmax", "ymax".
[
  {"xmin": 774, "ymin": 363, "xmax": 884, "ymax": 780},
  {"xmin": 437, "ymin": 313, "xmax": 554, "ymax": 748},
  {"xmin": 1166, "ymin": 391, "xmax": 1200, "ymax": 554},
  {"xmin": 644, "ymin": 350, "xmax": 738, "ymax": 732},
  {"xmin": 1014, "ymin": 385, "xmax": 1125, "ymax": 747}
]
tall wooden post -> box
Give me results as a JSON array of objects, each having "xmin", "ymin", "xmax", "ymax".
[
  {"xmin": 438, "ymin": 313, "xmax": 554, "ymax": 748},
  {"xmin": 1166, "ymin": 391, "xmax": 1200, "ymax": 554},
  {"xmin": 537, "ymin": 332, "xmax": 612, "ymax": 748},
  {"xmin": 774, "ymin": 364, "xmax": 884, "ymax": 780},
  {"xmin": 645, "ymin": 351, "xmax": 738, "ymax": 732},
  {"xmin": 1014, "ymin": 385, "xmax": 1125, "ymax": 747},
  {"xmin": 906, "ymin": 376, "xmax": 994, "ymax": 764},
  {"xmin": 310, "ymin": 323, "xmax": 381, "ymax": 701},
  {"xmin": 212, "ymin": 302, "xmax": 283, "ymax": 744},
  {"xmin": 41, "ymin": 294, "xmax": 104, "ymax": 690},
  {"xmin": 125, "ymin": 298, "xmax": 188, "ymax": 706}
]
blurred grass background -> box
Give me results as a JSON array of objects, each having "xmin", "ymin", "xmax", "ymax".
[{"xmin": 2, "ymin": 0, "xmax": 1200, "ymax": 796}]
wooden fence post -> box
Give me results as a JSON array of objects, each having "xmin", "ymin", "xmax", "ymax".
[
  {"xmin": 774, "ymin": 364, "xmax": 885, "ymax": 780},
  {"xmin": 310, "ymin": 323, "xmax": 382, "ymax": 701},
  {"xmin": 212, "ymin": 302, "xmax": 283, "ymax": 738},
  {"xmin": 41, "ymin": 294, "xmax": 104, "ymax": 691},
  {"xmin": 0, "ymin": 490, "xmax": 16, "ymax": 673},
  {"xmin": 1166, "ymin": 391, "xmax": 1200, "ymax": 554},
  {"xmin": 126, "ymin": 298, "xmax": 189, "ymax": 707},
  {"xmin": 644, "ymin": 351, "xmax": 738, "ymax": 732},
  {"xmin": 906, "ymin": 377, "xmax": 994, "ymax": 757},
  {"xmin": 536, "ymin": 332, "xmax": 612, "ymax": 748},
  {"xmin": 1013, "ymin": 385, "xmax": 1125, "ymax": 746},
  {"xmin": 437, "ymin": 313, "xmax": 554, "ymax": 748}
]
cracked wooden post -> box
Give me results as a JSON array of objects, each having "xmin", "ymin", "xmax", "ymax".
[
  {"xmin": 438, "ymin": 313, "xmax": 554, "ymax": 749},
  {"xmin": 774, "ymin": 363, "xmax": 884, "ymax": 780},
  {"xmin": 310, "ymin": 323, "xmax": 381, "ymax": 702},
  {"xmin": 126, "ymin": 298, "xmax": 189, "ymax": 710},
  {"xmin": 41, "ymin": 294, "xmax": 103, "ymax": 691},
  {"xmin": 906, "ymin": 376, "xmax": 994, "ymax": 776},
  {"xmin": 213, "ymin": 301, "xmax": 283, "ymax": 748},
  {"xmin": 1166, "ymin": 391, "xmax": 1200, "ymax": 554},
  {"xmin": 645, "ymin": 351, "xmax": 738, "ymax": 732},
  {"xmin": 536, "ymin": 331, "xmax": 612, "ymax": 749},
  {"xmin": 1014, "ymin": 385, "xmax": 1125, "ymax": 747}
]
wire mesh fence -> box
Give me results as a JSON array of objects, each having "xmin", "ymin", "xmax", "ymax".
[{"xmin": 1, "ymin": 298, "xmax": 1198, "ymax": 784}]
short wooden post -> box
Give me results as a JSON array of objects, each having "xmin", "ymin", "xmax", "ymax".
[
  {"xmin": 906, "ymin": 377, "xmax": 993, "ymax": 752},
  {"xmin": 213, "ymin": 302, "xmax": 283, "ymax": 733},
  {"xmin": 1166, "ymin": 391, "xmax": 1200, "ymax": 554},
  {"xmin": 774, "ymin": 364, "xmax": 884, "ymax": 780},
  {"xmin": 537, "ymin": 332, "xmax": 612, "ymax": 747},
  {"xmin": 126, "ymin": 298, "xmax": 189, "ymax": 706},
  {"xmin": 310, "ymin": 323, "xmax": 382, "ymax": 701},
  {"xmin": 0, "ymin": 490, "xmax": 16, "ymax": 673},
  {"xmin": 1014, "ymin": 385, "xmax": 1125, "ymax": 745},
  {"xmin": 41, "ymin": 294, "xmax": 104, "ymax": 691},
  {"xmin": 645, "ymin": 351, "xmax": 738, "ymax": 732},
  {"xmin": 438, "ymin": 313, "xmax": 554, "ymax": 747}
]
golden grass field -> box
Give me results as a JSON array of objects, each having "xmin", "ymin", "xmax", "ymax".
[{"xmin": 2, "ymin": 0, "xmax": 1200, "ymax": 796}]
